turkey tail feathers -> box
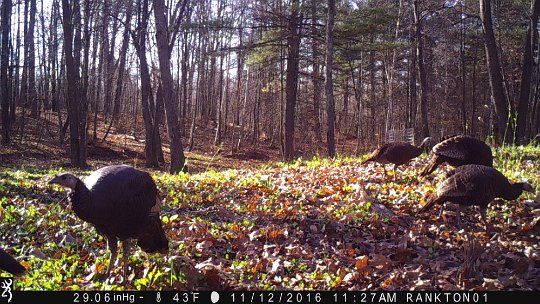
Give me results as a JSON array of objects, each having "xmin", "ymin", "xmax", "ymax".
[
  {"xmin": 420, "ymin": 157, "xmax": 440, "ymax": 176},
  {"xmin": 416, "ymin": 194, "xmax": 440, "ymax": 215}
]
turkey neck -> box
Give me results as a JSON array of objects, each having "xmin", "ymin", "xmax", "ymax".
[
  {"xmin": 70, "ymin": 180, "xmax": 94, "ymax": 222},
  {"xmin": 417, "ymin": 140, "xmax": 428, "ymax": 152}
]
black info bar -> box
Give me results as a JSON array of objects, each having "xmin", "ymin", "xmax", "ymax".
[{"xmin": 1, "ymin": 290, "xmax": 538, "ymax": 304}]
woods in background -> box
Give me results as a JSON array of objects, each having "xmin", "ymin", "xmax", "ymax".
[{"xmin": 0, "ymin": 0, "xmax": 539, "ymax": 172}]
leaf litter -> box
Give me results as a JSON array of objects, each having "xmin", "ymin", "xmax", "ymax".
[{"xmin": 0, "ymin": 153, "xmax": 539, "ymax": 290}]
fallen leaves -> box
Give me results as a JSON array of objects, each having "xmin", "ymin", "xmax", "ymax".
[{"xmin": 1, "ymin": 151, "xmax": 539, "ymax": 290}]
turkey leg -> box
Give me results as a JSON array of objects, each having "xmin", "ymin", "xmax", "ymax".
[
  {"xmin": 122, "ymin": 239, "xmax": 132, "ymax": 279},
  {"xmin": 106, "ymin": 237, "xmax": 118, "ymax": 276}
]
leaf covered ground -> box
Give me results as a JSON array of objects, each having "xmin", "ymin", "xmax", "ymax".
[{"xmin": 1, "ymin": 146, "xmax": 539, "ymax": 291}]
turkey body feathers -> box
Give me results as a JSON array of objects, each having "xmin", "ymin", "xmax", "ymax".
[
  {"xmin": 74, "ymin": 165, "xmax": 166, "ymax": 250},
  {"xmin": 419, "ymin": 165, "xmax": 524, "ymax": 212},
  {"xmin": 0, "ymin": 248, "xmax": 25, "ymax": 275},
  {"xmin": 417, "ymin": 164, "xmax": 534, "ymax": 231},
  {"xmin": 421, "ymin": 135, "xmax": 493, "ymax": 176},
  {"xmin": 49, "ymin": 164, "xmax": 169, "ymax": 279},
  {"xmin": 362, "ymin": 142, "xmax": 424, "ymax": 166}
]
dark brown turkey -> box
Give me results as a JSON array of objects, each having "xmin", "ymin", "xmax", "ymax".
[
  {"xmin": 416, "ymin": 164, "xmax": 534, "ymax": 234},
  {"xmin": 0, "ymin": 248, "xmax": 25, "ymax": 276},
  {"xmin": 361, "ymin": 137, "xmax": 431, "ymax": 178},
  {"xmin": 420, "ymin": 135, "xmax": 493, "ymax": 176},
  {"xmin": 48, "ymin": 165, "xmax": 168, "ymax": 279}
]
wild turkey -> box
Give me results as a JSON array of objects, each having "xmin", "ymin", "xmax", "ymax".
[
  {"xmin": 48, "ymin": 165, "xmax": 169, "ymax": 279},
  {"xmin": 0, "ymin": 248, "xmax": 25, "ymax": 276},
  {"xmin": 361, "ymin": 137, "xmax": 431, "ymax": 179},
  {"xmin": 420, "ymin": 135, "xmax": 493, "ymax": 176},
  {"xmin": 416, "ymin": 164, "xmax": 534, "ymax": 234}
]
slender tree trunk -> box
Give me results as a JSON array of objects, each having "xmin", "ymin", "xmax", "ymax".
[
  {"xmin": 62, "ymin": 0, "xmax": 86, "ymax": 168},
  {"xmin": 103, "ymin": 6, "xmax": 132, "ymax": 141},
  {"xmin": 40, "ymin": 4, "xmax": 50, "ymax": 111},
  {"xmin": 471, "ymin": 45, "xmax": 478, "ymax": 135},
  {"xmin": 311, "ymin": 0, "xmax": 322, "ymax": 142},
  {"xmin": 480, "ymin": 0, "xmax": 513, "ymax": 143},
  {"xmin": 385, "ymin": 0, "xmax": 403, "ymax": 135},
  {"xmin": 460, "ymin": 2, "xmax": 467, "ymax": 134},
  {"xmin": 49, "ymin": 0, "xmax": 59, "ymax": 112},
  {"xmin": 369, "ymin": 41, "xmax": 376, "ymax": 142},
  {"xmin": 27, "ymin": 0, "xmax": 37, "ymax": 118},
  {"xmin": 214, "ymin": 50, "xmax": 225, "ymax": 146},
  {"xmin": 349, "ymin": 59, "xmax": 363, "ymax": 154},
  {"xmin": 284, "ymin": 0, "xmax": 301, "ymax": 160},
  {"xmin": 134, "ymin": 0, "xmax": 159, "ymax": 167},
  {"xmin": 78, "ymin": 0, "xmax": 91, "ymax": 165},
  {"xmin": 325, "ymin": 0, "xmax": 336, "ymax": 157},
  {"xmin": 413, "ymin": 0, "xmax": 430, "ymax": 138},
  {"xmin": 1, "ymin": 0, "xmax": 12, "ymax": 145},
  {"xmin": 408, "ymin": 36, "xmax": 418, "ymax": 131},
  {"xmin": 515, "ymin": 0, "xmax": 540, "ymax": 144},
  {"xmin": 153, "ymin": 0, "xmax": 188, "ymax": 173},
  {"xmin": 180, "ymin": 30, "xmax": 190, "ymax": 135}
]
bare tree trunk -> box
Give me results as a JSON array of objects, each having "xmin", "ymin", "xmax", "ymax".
[
  {"xmin": 27, "ymin": 0, "xmax": 37, "ymax": 118},
  {"xmin": 103, "ymin": 6, "xmax": 132, "ymax": 141},
  {"xmin": 78, "ymin": 0, "xmax": 92, "ymax": 164},
  {"xmin": 49, "ymin": 0, "xmax": 59, "ymax": 113},
  {"xmin": 133, "ymin": 0, "xmax": 160, "ymax": 167},
  {"xmin": 62, "ymin": 0, "xmax": 86, "ymax": 168},
  {"xmin": 349, "ymin": 59, "xmax": 363, "ymax": 154},
  {"xmin": 385, "ymin": 0, "xmax": 403, "ymax": 135},
  {"xmin": 214, "ymin": 50, "xmax": 225, "ymax": 146},
  {"xmin": 480, "ymin": 0, "xmax": 513, "ymax": 144},
  {"xmin": 408, "ymin": 29, "xmax": 418, "ymax": 131},
  {"xmin": 413, "ymin": 0, "xmax": 430, "ymax": 138},
  {"xmin": 180, "ymin": 28, "xmax": 191, "ymax": 136},
  {"xmin": 311, "ymin": 0, "xmax": 322, "ymax": 142},
  {"xmin": 369, "ymin": 37, "xmax": 376, "ymax": 142},
  {"xmin": 515, "ymin": 0, "xmax": 540, "ymax": 144},
  {"xmin": 471, "ymin": 44, "xmax": 479, "ymax": 135},
  {"xmin": 284, "ymin": 0, "xmax": 301, "ymax": 160},
  {"xmin": 153, "ymin": 0, "xmax": 188, "ymax": 173},
  {"xmin": 325, "ymin": 0, "xmax": 336, "ymax": 157},
  {"xmin": 1, "ymin": 0, "xmax": 11, "ymax": 145},
  {"xmin": 460, "ymin": 1, "xmax": 467, "ymax": 134}
]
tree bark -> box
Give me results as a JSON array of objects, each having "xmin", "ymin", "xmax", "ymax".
[
  {"xmin": 103, "ymin": 5, "xmax": 132, "ymax": 141},
  {"xmin": 311, "ymin": 0, "xmax": 322, "ymax": 142},
  {"xmin": 515, "ymin": 0, "xmax": 540, "ymax": 144},
  {"xmin": 61, "ymin": 0, "xmax": 86, "ymax": 168},
  {"xmin": 413, "ymin": 0, "xmax": 430, "ymax": 138},
  {"xmin": 480, "ymin": 0, "xmax": 513, "ymax": 143},
  {"xmin": 153, "ymin": 0, "xmax": 188, "ymax": 173},
  {"xmin": 27, "ymin": 0, "xmax": 37, "ymax": 118},
  {"xmin": 133, "ymin": 0, "xmax": 161, "ymax": 167},
  {"xmin": 284, "ymin": 0, "xmax": 301, "ymax": 161},
  {"xmin": 1, "ymin": 0, "xmax": 11, "ymax": 145},
  {"xmin": 325, "ymin": 0, "xmax": 336, "ymax": 157},
  {"xmin": 408, "ymin": 27, "xmax": 418, "ymax": 131}
]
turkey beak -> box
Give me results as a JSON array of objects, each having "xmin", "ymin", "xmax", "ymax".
[{"xmin": 48, "ymin": 176, "xmax": 59, "ymax": 185}]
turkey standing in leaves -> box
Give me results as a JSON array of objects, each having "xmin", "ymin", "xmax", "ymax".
[
  {"xmin": 420, "ymin": 135, "xmax": 493, "ymax": 176},
  {"xmin": 361, "ymin": 137, "xmax": 431, "ymax": 179},
  {"xmin": 48, "ymin": 165, "xmax": 169, "ymax": 280},
  {"xmin": 0, "ymin": 248, "xmax": 25, "ymax": 276},
  {"xmin": 416, "ymin": 164, "xmax": 534, "ymax": 235}
]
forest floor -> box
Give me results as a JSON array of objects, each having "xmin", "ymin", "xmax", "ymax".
[
  {"xmin": 0, "ymin": 109, "xmax": 363, "ymax": 173},
  {"xmin": 1, "ymin": 111, "xmax": 540, "ymax": 291}
]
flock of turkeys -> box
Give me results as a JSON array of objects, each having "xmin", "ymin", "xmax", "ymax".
[
  {"xmin": 362, "ymin": 134, "xmax": 535, "ymax": 234},
  {"xmin": 1, "ymin": 135, "xmax": 537, "ymax": 285}
]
